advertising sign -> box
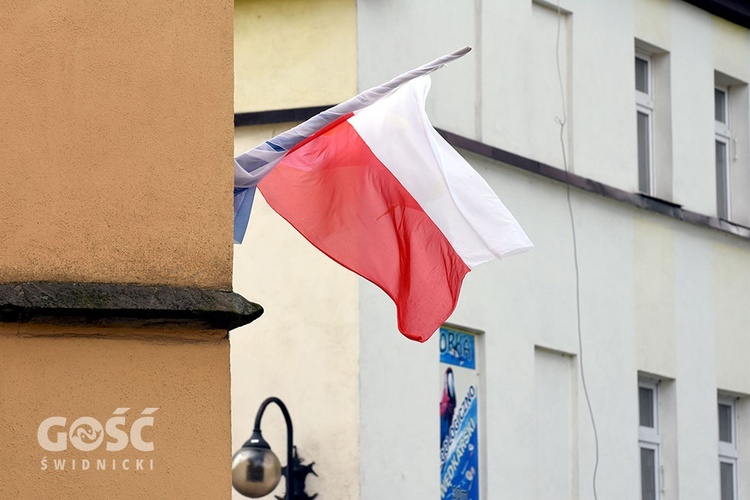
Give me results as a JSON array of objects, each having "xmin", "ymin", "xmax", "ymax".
[{"xmin": 439, "ymin": 325, "xmax": 480, "ymax": 500}]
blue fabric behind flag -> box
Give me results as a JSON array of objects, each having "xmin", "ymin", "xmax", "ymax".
[{"xmin": 233, "ymin": 187, "xmax": 256, "ymax": 244}]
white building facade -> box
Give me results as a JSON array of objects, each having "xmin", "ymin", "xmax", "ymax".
[{"xmin": 232, "ymin": 1, "xmax": 750, "ymax": 499}]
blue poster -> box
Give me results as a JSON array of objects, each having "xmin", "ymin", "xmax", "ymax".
[
  {"xmin": 439, "ymin": 327, "xmax": 476, "ymax": 369},
  {"xmin": 440, "ymin": 326, "xmax": 480, "ymax": 500}
]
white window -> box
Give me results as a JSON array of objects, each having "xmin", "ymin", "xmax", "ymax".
[
  {"xmin": 636, "ymin": 53, "xmax": 654, "ymax": 195},
  {"xmin": 718, "ymin": 397, "xmax": 739, "ymax": 500},
  {"xmin": 715, "ymin": 86, "xmax": 731, "ymax": 219},
  {"xmin": 639, "ymin": 379, "xmax": 661, "ymax": 500},
  {"xmin": 713, "ymin": 71, "xmax": 750, "ymax": 225}
]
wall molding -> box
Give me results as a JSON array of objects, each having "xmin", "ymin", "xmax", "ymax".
[
  {"xmin": 235, "ymin": 106, "xmax": 333, "ymax": 128},
  {"xmin": 435, "ymin": 128, "xmax": 750, "ymax": 241},
  {"xmin": 0, "ymin": 282, "xmax": 263, "ymax": 332}
]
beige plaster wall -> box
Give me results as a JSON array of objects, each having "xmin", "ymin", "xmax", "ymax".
[
  {"xmin": 231, "ymin": 2, "xmax": 359, "ymax": 497},
  {"xmin": 0, "ymin": 325, "xmax": 231, "ymax": 499},
  {"xmin": 0, "ymin": 1, "xmax": 234, "ymax": 289},
  {"xmin": 234, "ymin": 0, "xmax": 357, "ymax": 112},
  {"xmin": 231, "ymin": 126, "xmax": 360, "ymax": 499}
]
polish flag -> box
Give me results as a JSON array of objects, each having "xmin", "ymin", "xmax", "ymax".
[{"xmin": 257, "ymin": 76, "xmax": 532, "ymax": 342}]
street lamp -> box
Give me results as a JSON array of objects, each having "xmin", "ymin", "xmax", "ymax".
[{"xmin": 232, "ymin": 397, "xmax": 317, "ymax": 500}]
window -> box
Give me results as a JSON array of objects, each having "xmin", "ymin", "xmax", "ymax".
[
  {"xmin": 639, "ymin": 379, "xmax": 661, "ymax": 500},
  {"xmin": 713, "ymin": 72, "xmax": 750, "ymax": 224},
  {"xmin": 716, "ymin": 86, "xmax": 731, "ymax": 219},
  {"xmin": 636, "ymin": 53, "xmax": 654, "ymax": 195},
  {"xmin": 634, "ymin": 42, "xmax": 673, "ymax": 200},
  {"xmin": 718, "ymin": 397, "xmax": 738, "ymax": 500}
]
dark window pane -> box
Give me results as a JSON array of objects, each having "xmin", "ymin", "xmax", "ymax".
[
  {"xmin": 636, "ymin": 57, "xmax": 649, "ymax": 93},
  {"xmin": 639, "ymin": 386, "xmax": 654, "ymax": 428},
  {"xmin": 718, "ymin": 402, "xmax": 733, "ymax": 443},
  {"xmin": 641, "ymin": 447, "xmax": 657, "ymax": 500},
  {"xmin": 720, "ymin": 461, "xmax": 735, "ymax": 500},
  {"xmin": 716, "ymin": 88, "xmax": 727, "ymax": 124},
  {"xmin": 716, "ymin": 141, "xmax": 730, "ymax": 220},
  {"xmin": 637, "ymin": 112, "xmax": 651, "ymax": 194}
]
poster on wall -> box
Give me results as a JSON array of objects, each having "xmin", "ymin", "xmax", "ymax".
[{"xmin": 439, "ymin": 325, "xmax": 480, "ymax": 500}]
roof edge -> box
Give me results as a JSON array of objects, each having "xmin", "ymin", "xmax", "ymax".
[{"xmin": 683, "ymin": 0, "xmax": 750, "ymax": 29}]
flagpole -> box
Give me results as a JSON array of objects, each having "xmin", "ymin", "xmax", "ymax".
[
  {"xmin": 362, "ymin": 46, "xmax": 472, "ymax": 98},
  {"xmin": 257, "ymin": 46, "xmax": 473, "ymax": 152}
]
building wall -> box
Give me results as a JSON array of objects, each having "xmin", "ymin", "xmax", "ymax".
[
  {"xmin": 231, "ymin": 2, "xmax": 360, "ymax": 499},
  {"xmin": 0, "ymin": 1, "xmax": 235, "ymax": 289},
  {"xmin": 0, "ymin": 2, "xmax": 240, "ymax": 498},
  {"xmin": 356, "ymin": 1, "xmax": 750, "ymax": 499},
  {"xmin": 0, "ymin": 325, "xmax": 232, "ymax": 500},
  {"xmin": 232, "ymin": 1, "xmax": 750, "ymax": 499},
  {"xmin": 234, "ymin": 0, "xmax": 357, "ymax": 112}
]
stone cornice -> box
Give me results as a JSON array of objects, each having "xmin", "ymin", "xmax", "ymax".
[{"xmin": 0, "ymin": 282, "xmax": 263, "ymax": 331}]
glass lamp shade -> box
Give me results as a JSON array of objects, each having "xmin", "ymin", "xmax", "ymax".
[{"xmin": 232, "ymin": 444, "xmax": 282, "ymax": 498}]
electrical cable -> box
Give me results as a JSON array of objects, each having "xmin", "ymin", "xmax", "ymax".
[{"xmin": 554, "ymin": 3, "xmax": 600, "ymax": 499}]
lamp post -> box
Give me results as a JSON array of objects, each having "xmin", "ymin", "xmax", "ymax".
[{"xmin": 232, "ymin": 397, "xmax": 317, "ymax": 500}]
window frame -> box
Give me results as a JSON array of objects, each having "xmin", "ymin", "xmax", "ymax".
[
  {"xmin": 716, "ymin": 86, "xmax": 730, "ymax": 136},
  {"xmin": 715, "ymin": 85, "xmax": 732, "ymax": 220},
  {"xmin": 639, "ymin": 379, "xmax": 661, "ymax": 500},
  {"xmin": 716, "ymin": 136, "xmax": 731, "ymax": 220},
  {"xmin": 719, "ymin": 396, "xmax": 739, "ymax": 500},
  {"xmin": 636, "ymin": 52, "xmax": 655, "ymax": 196}
]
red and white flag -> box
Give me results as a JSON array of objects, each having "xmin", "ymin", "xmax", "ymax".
[{"xmin": 256, "ymin": 75, "xmax": 532, "ymax": 342}]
